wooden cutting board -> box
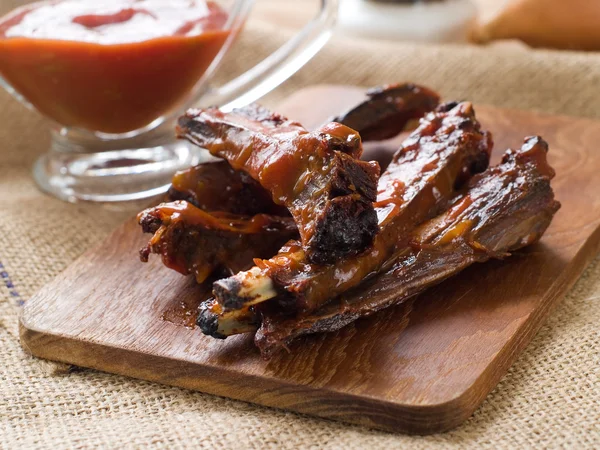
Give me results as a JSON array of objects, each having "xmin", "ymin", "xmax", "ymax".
[{"xmin": 20, "ymin": 85, "xmax": 600, "ymax": 434}]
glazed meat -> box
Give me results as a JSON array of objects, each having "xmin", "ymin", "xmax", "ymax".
[
  {"xmin": 138, "ymin": 201, "xmax": 297, "ymax": 284},
  {"xmin": 331, "ymin": 83, "xmax": 441, "ymax": 141},
  {"xmin": 139, "ymin": 162, "xmax": 294, "ymax": 283},
  {"xmin": 254, "ymin": 137, "xmax": 561, "ymax": 357},
  {"xmin": 141, "ymin": 85, "xmax": 440, "ymax": 284},
  {"xmin": 167, "ymin": 161, "xmax": 289, "ymax": 217},
  {"xmin": 169, "ymin": 83, "xmax": 440, "ymax": 218},
  {"xmin": 177, "ymin": 103, "xmax": 381, "ymax": 265},
  {"xmin": 135, "ymin": 83, "xmax": 560, "ymax": 360},
  {"xmin": 201, "ymin": 102, "xmax": 493, "ymax": 337}
]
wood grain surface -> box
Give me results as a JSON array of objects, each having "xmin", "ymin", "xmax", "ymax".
[{"xmin": 20, "ymin": 86, "xmax": 600, "ymax": 434}]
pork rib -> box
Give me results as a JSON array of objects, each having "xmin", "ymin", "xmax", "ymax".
[
  {"xmin": 143, "ymin": 85, "xmax": 440, "ymax": 283},
  {"xmin": 138, "ymin": 201, "xmax": 297, "ymax": 284},
  {"xmin": 254, "ymin": 137, "xmax": 560, "ymax": 357},
  {"xmin": 167, "ymin": 161, "xmax": 289, "ymax": 217},
  {"xmin": 331, "ymin": 83, "xmax": 441, "ymax": 141},
  {"xmin": 201, "ymin": 102, "xmax": 493, "ymax": 337},
  {"xmin": 177, "ymin": 104, "xmax": 381, "ymax": 264}
]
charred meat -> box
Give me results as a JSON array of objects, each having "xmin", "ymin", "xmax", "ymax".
[
  {"xmin": 135, "ymin": 83, "xmax": 560, "ymax": 361},
  {"xmin": 177, "ymin": 103, "xmax": 381, "ymax": 264},
  {"xmin": 205, "ymin": 101, "xmax": 493, "ymax": 335},
  {"xmin": 140, "ymin": 85, "xmax": 440, "ymax": 283},
  {"xmin": 331, "ymin": 83, "xmax": 441, "ymax": 141},
  {"xmin": 138, "ymin": 201, "xmax": 297, "ymax": 284},
  {"xmin": 254, "ymin": 137, "xmax": 560, "ymax": 357},
  {"xmin": 167, "ymin": 161, "xmax": 289, "ymax": 217}
]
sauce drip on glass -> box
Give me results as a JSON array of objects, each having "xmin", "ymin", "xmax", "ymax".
[{"xmin": 0, "ymin": 0, "xmax": 231, "ymax": 133}]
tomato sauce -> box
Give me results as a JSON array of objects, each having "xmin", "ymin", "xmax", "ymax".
[{"xmin": 0, "ymin": 0, "xmax": 231, "ymax": 133}]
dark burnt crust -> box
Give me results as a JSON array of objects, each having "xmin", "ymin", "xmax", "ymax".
[
  {"xmin": 138, "ymin": 210, "xmax": 162, "ymax": 234},
  {"xmin": 308, "ymin": 194, "xmax": 379, "ymax": 265},
  {"xmin": 305, "ymin": 152, "xmax": 380, "ymax": 264},
  {"xmin": 197, "ymin": 302, "xmax": 226, "ymax": 339},
  {"xmin": 212, "ymin": 278, "xmax": 244, "ymax": 311}
]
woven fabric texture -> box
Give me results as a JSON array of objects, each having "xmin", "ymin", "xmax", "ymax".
[{"xmin": 1, "ymin": 7, "xmax": 599, "ymax": 449}]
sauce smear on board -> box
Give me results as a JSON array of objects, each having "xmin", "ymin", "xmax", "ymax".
[{"xmin": 0, "ymin": 0, "xmax": 231, "ymax": 133}]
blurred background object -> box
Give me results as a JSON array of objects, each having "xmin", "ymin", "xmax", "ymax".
[
  {"xmin": 0, "ymin": 0, "xmax": 339, "ymax": 204},
  {"xmin": 471, "ymin": 0, "xmax": 600, "ymax": 51},
  {"xmin": 257, "ymin": 0, "xmax": 600, "ymax": 51},
  {"xmin": 336, "ymin": 0, "xmax": 477, "ymax": 43}
]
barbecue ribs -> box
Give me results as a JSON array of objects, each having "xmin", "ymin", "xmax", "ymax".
[
  {"xmin": 135, "ymin": 84, "xmax": 560, "ymax": 361},
  {"xmin": 254, "ymin": 136, "xmax": 560, "ymax": 357},
  {"xmin": 202, "ymin": 101, "xmax": 493, "ymax": 337},
  {"xmin": 138, "ymin": 202, "xmax": 297, "ymax": 283},
  {"xmin": 140, "ymin": 84, "xmax": 440, "ymax": 284},
  {"xmin": 177, "ymin": 103, "xmax": 381, "ymax": 264},
  {"xmin": 331, "ymin": 83, "xmax": 441, "ymax": 141}
]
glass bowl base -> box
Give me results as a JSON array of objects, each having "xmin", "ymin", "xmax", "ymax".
[{"xmin": 33, "ymin": 139, "xmax": 213, "ymax": 203}]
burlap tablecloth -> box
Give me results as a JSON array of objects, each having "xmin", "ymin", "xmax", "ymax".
[{"xmin": 1, "ymin": 5, "xmax": 600, "ymax": 448}]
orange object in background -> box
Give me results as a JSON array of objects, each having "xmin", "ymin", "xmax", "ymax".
[
  {"xmin": 0, "ymin": 0, "xmax": 231, "ymax": 134},
  {"xmin": 471, "ymin": 0, "xmax": 600, "ymax": 51}
]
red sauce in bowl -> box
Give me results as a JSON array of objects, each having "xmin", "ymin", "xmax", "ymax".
[{"xmin": 0, "ymin": 0, "xmax": 231, "ymax": 133}]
